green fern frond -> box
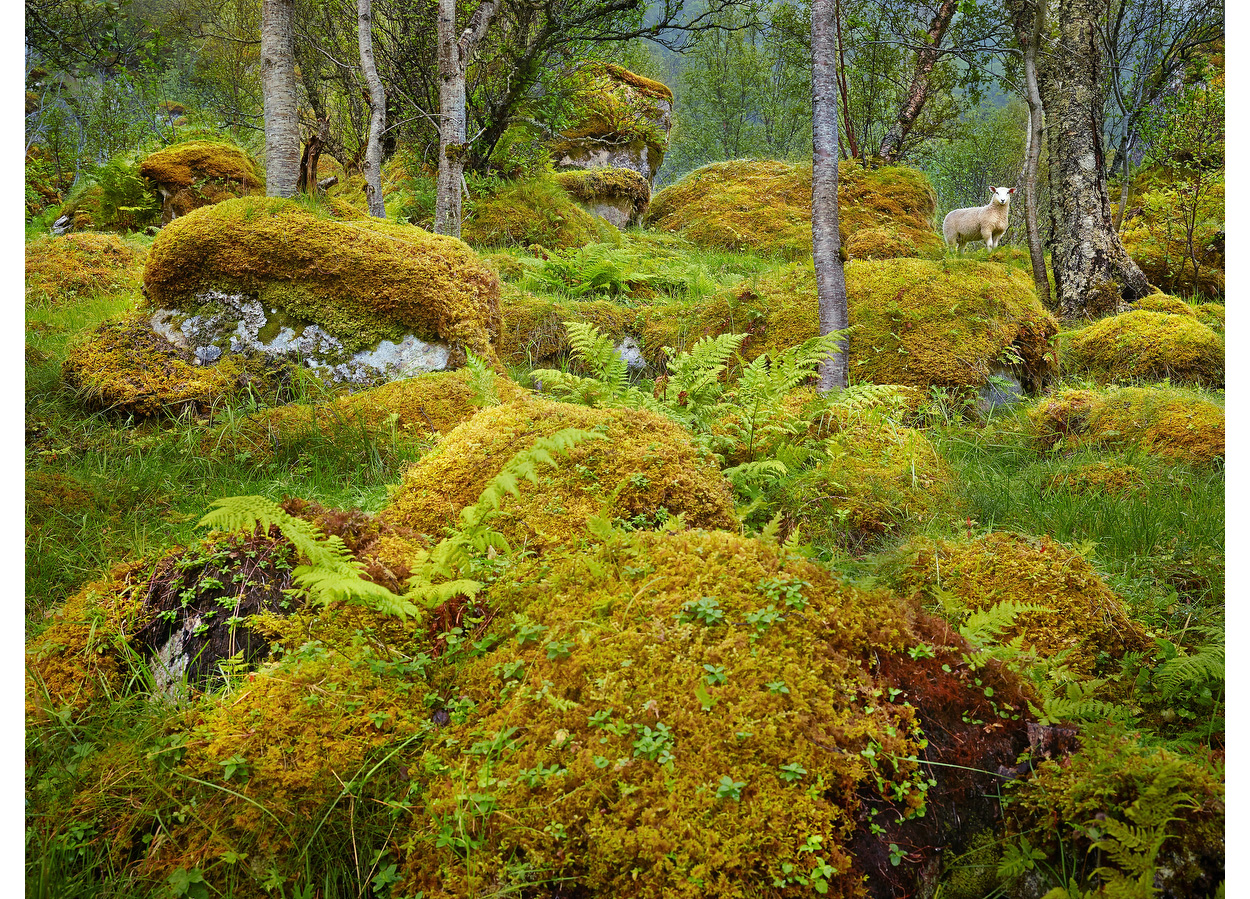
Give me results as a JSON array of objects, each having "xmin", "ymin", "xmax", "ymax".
[
  {"xmin": 464, "ymin": 350, "xmax": 499, "ymax": 408},
  {"xmin": 565, "ymin": 320, "xmax": 629, "ymax": 397},
  {"xmin": 663, "ymin": 332, "xmax": 745, "ymax": 408},
  {"xmin": 959, "ymin": 600, "xmax": 1044, "ymax": 648},
  {"xmin": 1153, "ymin": 640, "xmax": 1224, "ymax": 698}
]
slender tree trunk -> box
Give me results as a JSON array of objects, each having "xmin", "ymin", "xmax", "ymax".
[
  {"xmin": 261, "ymin": 0, "xmax": 300, "ymax": 198},
  {"xmin": 358, "ymin": 0, "xmax": 386, "ymax": 217},
  {"xmin": 1019, "ymin": 0, "xmax": 1050, "ymax": 306},
  {"xmin": 1112, "ymin": 132, "xmax": 1133, "ymax": 231},
  {"xmin": 832, "ymin": 0, "xmax": 859, "ymax": 160},
  {"xmin": 812, "ymin": 0, "xmax": 850, "ymax": 392},
  {"xmin": 878, "ymin": 0, "xmax": 958, "ymax": 162},
  {"xmin": 1010, "ymin": 0, "xmax": 1151, "ymax": 318}
]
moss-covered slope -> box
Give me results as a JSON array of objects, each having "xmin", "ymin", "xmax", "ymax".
[
  {"xmin": 380, "ymin": 397, "xmax": 738, "ymax": 548},
  {"xmin": 644, "ymin": 159, "xmax": 942, "ymax": 260},
  {"xmin": 25, "ymin": 232, "xmax": 146, "ymax": 301}
]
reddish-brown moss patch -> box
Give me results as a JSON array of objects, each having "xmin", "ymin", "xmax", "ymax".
[
  {"xmin": 1029, "ymin": 386, "xmax": 1225, "ymax": 465},
  {"xmin": 380, "ymin": 397, "xmax": 738, "ymax": 549},
  {"xmin": 25, "ymin": 233, "xmax": 147, "ymax": 301},
  {"xmin": 144, "ymin": 196, "xmax": 502, "ymax": 363},
  {"xmin": 882, "ymin": 532, "xmax": 1150, "ymax": 677},
  {"xmin": 1063, "ymin": 309, "xmax": 1224, "ymax": 387},
  {"xmin": 644, "ymin": 159, "xmax": 942, "ymax": 260}
]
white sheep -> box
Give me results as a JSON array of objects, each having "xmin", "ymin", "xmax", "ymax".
[{"xmin": 942, "ymin": 186, "xmax": 1015, "ymax": 253}]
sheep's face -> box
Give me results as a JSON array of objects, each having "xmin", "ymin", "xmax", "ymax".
[{"xmin": 989, "ymin": 186, "xmax": 1015, "ymax": 206}]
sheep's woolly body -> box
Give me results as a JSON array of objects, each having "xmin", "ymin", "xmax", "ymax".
[{"xmin": 943, "ymin": 187, "xmax": 1014, "ymax": 252}]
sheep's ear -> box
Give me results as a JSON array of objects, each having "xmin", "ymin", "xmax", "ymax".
[
  {"xmin": 1008, "ymin": 187, "xmax": 1016, "ymax": 195},
  {"xmin": 988, "ymin": 186, "xmax": 996, "ymax": 193}
]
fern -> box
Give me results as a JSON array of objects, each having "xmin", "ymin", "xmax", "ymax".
[
  {"xmin": 1152, "ymin": 632, "xmax": 1224, "ymax": 699},
  {"xmin": 199, "ymin": 428, "xmax": 601, "ymax": 618},
  {"xmin": 959, "ymin": 599, "xmax": 1044, "ymax": 648},
  {"xmin": 565, "ymin": 320, "xmax": 630, "ymax": 396},
  {"xmin": 660, "ymin": 332, "xmax": 745, "ymax": 411},
  {"xmin": 464, "ymin": 350, "xmax": 499, "ymax": 408}
]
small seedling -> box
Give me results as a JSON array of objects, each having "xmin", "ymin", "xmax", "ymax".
[
  {"xmin": 778, "ymin": 762, "xmax": 807, "ymax": 783},
  {"xmin": 716, "ymin": 775, "xmax": 746, "ymax": 801}
]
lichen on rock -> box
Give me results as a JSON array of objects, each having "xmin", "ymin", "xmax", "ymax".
[{"xmin": 380, "ymin": 397, "xmax": 738, "ymax": 549}]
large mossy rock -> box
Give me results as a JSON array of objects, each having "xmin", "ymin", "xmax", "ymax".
[
  {"xmin": 396, "ymin": 528, "xmax": 1035, "ymax": 898},
  {"xmin": 551, "ymin": 63, "xmax": 673, "ymax": 185},
  {"xmin": 142, "ymin": 196, "xmax": 502, "ymax": 385},
  {"xmin": 555, "ymin": 167, "xmax": 652, "ymax": 228},
  {"xmin": 1029, "ymin": 386, "xmax": 1225, "ymax": 466},
  {"xmin": 880, "ymin": 532, "xmax": 1150, "ymax": 678},
  {"xmin": 1062, "ymin": 308, "xmax": 1224, "ymax": 387},
  {"xmin": 138, "ymin": 140, "xmax": 264, "ymax": 224},
  {"xmin": 644, "ymin": 159, "xmax": 942, "ymax": 260},
  {"xmin": 463, "ymin": 178, "xmax": 618, "ymax": 250},
  {"xmin": 380, "ymin": 397, "xmax": 738, "ymax": 549}
]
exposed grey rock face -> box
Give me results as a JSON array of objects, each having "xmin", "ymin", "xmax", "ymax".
[
  {"xmin": 614, "ymin": 335, "xmax": 648, "ymax": 374},
  {"xmin": 150, "ymin": 290, "xmax": 453, "ymax": 386},
  {"xmin": 587, "ymin": 198, "xmax": 639, "ymax": 230},
  {"xmin": 978, "ymin": 366, "xmax": 1025, "ymax": 413}
]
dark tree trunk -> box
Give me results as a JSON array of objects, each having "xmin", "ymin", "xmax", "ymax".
[
  {"xmin": 261, "ymin": 0, "xmax": 300, "ymax": 198},
  {"xmin": 1010, "ymin": 0, "xmax": 1151, "ymax": 319},
  {"xmin": 297, "ymin": 116, "xmax": 329, "ymax": 194},
  {"xmin": 813, "ymin": 0, "xmax": 849, "ymax": 391},
  {"xmin": 878, "ymin": 0, "xmax": 959, "ymax": 163},
  {"xmin": 359, "ymin": 0, "xmax": 386, "ymax": 217}
]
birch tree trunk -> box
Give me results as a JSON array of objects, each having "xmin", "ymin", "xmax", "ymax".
[
  {"xmin": 877, "ymin": 0, "xmax": 959, "ymax": 163},
  {"xmin": 261, "ymin": 0, "xmax": 299, "ymax": 198},
  {"xmin": 812, "ymin": 0, "xmax": 850, "ymax": 392},
  {"xmin": 358, "ymin": 0, "xmax": 386, "ymax": 218},
  {"xmin": 1019, "ymin": 0, "xmax": 1051, "ymax": 306},
  {"xmin": 1012, "ymin": 0, "xmax": 1151, "ymax": 318}
]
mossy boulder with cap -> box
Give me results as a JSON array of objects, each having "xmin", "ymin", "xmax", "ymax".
[
  {"xmin": 555, "ymin": 166, "xmax": 652, "ymax": 228},
  {"xmin": 140, "ymin": 196, "xmax": 502, "ymax": 386},
  {"xmin": 551, "ymin": 63, "xmax": 673, "ymax": 184},
  {"xmin": 379, "ymin": 396, "xmax": 738, "ymax": 551},
  {"xmin": 644, "ymin": 158, "xmax": 942, "ymax": 260},
  {"xmin": 138, "ymin": 139, "xmax": 264, "ymax": 224},
  {"xmin": 463, "ymin": 178, "xmax": 617, "ymax": 250},
  {"xmin": 1029, "ymin": 386, "xmax": 1224, "ymax": 466},
  {"xmin": 1062, "ymin": 307, "xmax": 1224, "ymax": 387}
]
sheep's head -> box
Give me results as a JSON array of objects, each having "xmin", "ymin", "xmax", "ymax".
[{"xmin": 989, "ymin": 186, "xmax": 1015, "ymax": 206}]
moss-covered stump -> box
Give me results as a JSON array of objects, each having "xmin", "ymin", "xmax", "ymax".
[
  {"xmin": 555, "ymin": 167, "xmax": 652, "ymax": 228},
  {"xmin": 25, "ymin": 232, "xmax": 146, "ymax": 301},
  {"xmin": 880, "ymin": 532, "xmax": 1150, "ymax": 678},
  {"xmin": 138, "ymin": 140, "xmax": 264, "ymax": 224},
  {"xmin": 62, "ymin": 313, "xmax": 288, "ymax": 416},
  {"xmin": 396, "ymin": 528, "xmax": 1035, "ymax": 898},
  {"xmin": 207, "ymin": 368, "xmax": 525, "ymax": 462},
  {"xmin": 1029, "ymin": 386, "xmax": 1225, "ymax": 466},
  {"xmin": 1003, "ymin": 724, "xmax": 1224, "ymax": 897},
  {"xmin": 552, "ymin": 63, "xmax": 673, "ymax": 184},
  {"xmin": 643, "ymin": 159, "xmax": 942, "ymax": 260},
  {"xmin": 142, "ymin": 196, "xmax": 502, "ymax": 385},
  {"xmin": 1062, "ymin": 308, "xmax": 1224, "ymax": 387},
  {"xmin": 782, "ymin": 415, "xmax": 958, "ymax": 551},
  {"xmin": 463, "ymin": 178, "xmax": 618, "ymax": 250},
  {"xmin": 380, "ymin": 397, "xmax": 737, "ymax": 549}
]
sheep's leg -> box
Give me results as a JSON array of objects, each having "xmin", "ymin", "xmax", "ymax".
[{"xmin": 983, "ymin": 228, "xmax": 995, "ymax": 253}]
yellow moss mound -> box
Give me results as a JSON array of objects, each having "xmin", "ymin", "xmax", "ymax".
[
  {"xmin": 1133, "ymin": 293, "xmax": 1196, "ymax": 316},
  {"xmin": 497, "ymin": 286, "xmax": 636, "ymax": 366},
  {"xmin": 1030, "ymin": 386, "xmax": 1224, "ymax": 465},
  {"xmin": 144, "ymin": 196, "xmax": 501, "ymax": 361},
  {"xmin": 884, "ymin": 532, "xmax": 1149, "ymax": 677},
  {"xmin": 644, "ymin": 159, "xmax": 941, "ymax": 259},
  {"xmin": 138, "ymin": 140, "xmax": 262, "ymax": 192},
  {"xmin": 785, "ymin": 415, "xmax": 957, "ymax": 550},
  {"xmin": 1044, "ymin": 460, "xmax": 1146, "ymax": 497},
  {"xmin": 208, "ymin": 368, "xmax": 526, "ymax": 462},
  {"xmin": 552, "ymin": 63, "xmax": 672, "ymax": 157},
  {"xmin": 555, "ymin": 167, "xmax": 652, "ymax": 206},
  {"xmin": 1196, "ymin": 302, "xmax": 1224, "ymax": 332},
  {"xmin": 380, "ymin": 397, "xmax": 737, "ymax": 548},
  {"xmin": 1063, "ymin": 309, "xmax": 1224, "ymax": 387},
  {"xmin": 397, "ymin": 528, "xmax": 1032, "ymax": 898},
  {"xmin": 25, "ymin": 232, "xmax": 146, "ymax": 301},
  {"xmin": 62, "ymin": 312, "xmax": 273, "ymax": 416},
  {"xmin": 463, "ymin": 178, "xmax": 617, "ymax": 250}
]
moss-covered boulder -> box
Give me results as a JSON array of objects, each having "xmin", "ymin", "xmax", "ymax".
[
  {"xmin": 1029, "ymin": 386, "xmax": 1225, "ymax": 465},
  {"xmin": 555, "ymin": 167, "xmax": 652, "ymax": 228},
  {"xmin": 380, "ymin": 397, "xmax": 737, "ymax": 549},
  {"xmin": 138, "ymin": 140, "xmax": 264, "ymax": 224},
  {"xmin": 463, "ymin": 178, "xmax": 618, "ymax": 250},
  {"xmin": 396, "ymin": 528, "xmax": 1035, "ymax": 898},
  {"xmin": 880, "ymin": 532, "xmax": 1150, "ymax": 678},
  {"xmin": 552, "ymin": 63, "xmax": 673, "ymax": 184},
  {"xmin": 1063, "ymin": 308, "xmax": 1224, "ymax": 387},
  {"xmin": 62, "ymin": 313, "xmax": 288, "ymax": 416},
  {"xmin": 1003, "ymin": 724, "xmax": 1223, "ymax": 897},
  {"xmin": 783, "ymin": 414, "xmax": 957, "ymax": 551},
  {"xmin": 644, "ymin": 159, "xmax": 942, "ymax": 260},
  {"xmin": 25, "ymin": 232, "xmax": 146, "ymax": 301},
  {"xmin": 141, "ymin": 196, "xmax": 502, "ymax": 385},
  {"xmin": 207, "ymin": 368, "xmax": 526, "ymax": 462}
]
